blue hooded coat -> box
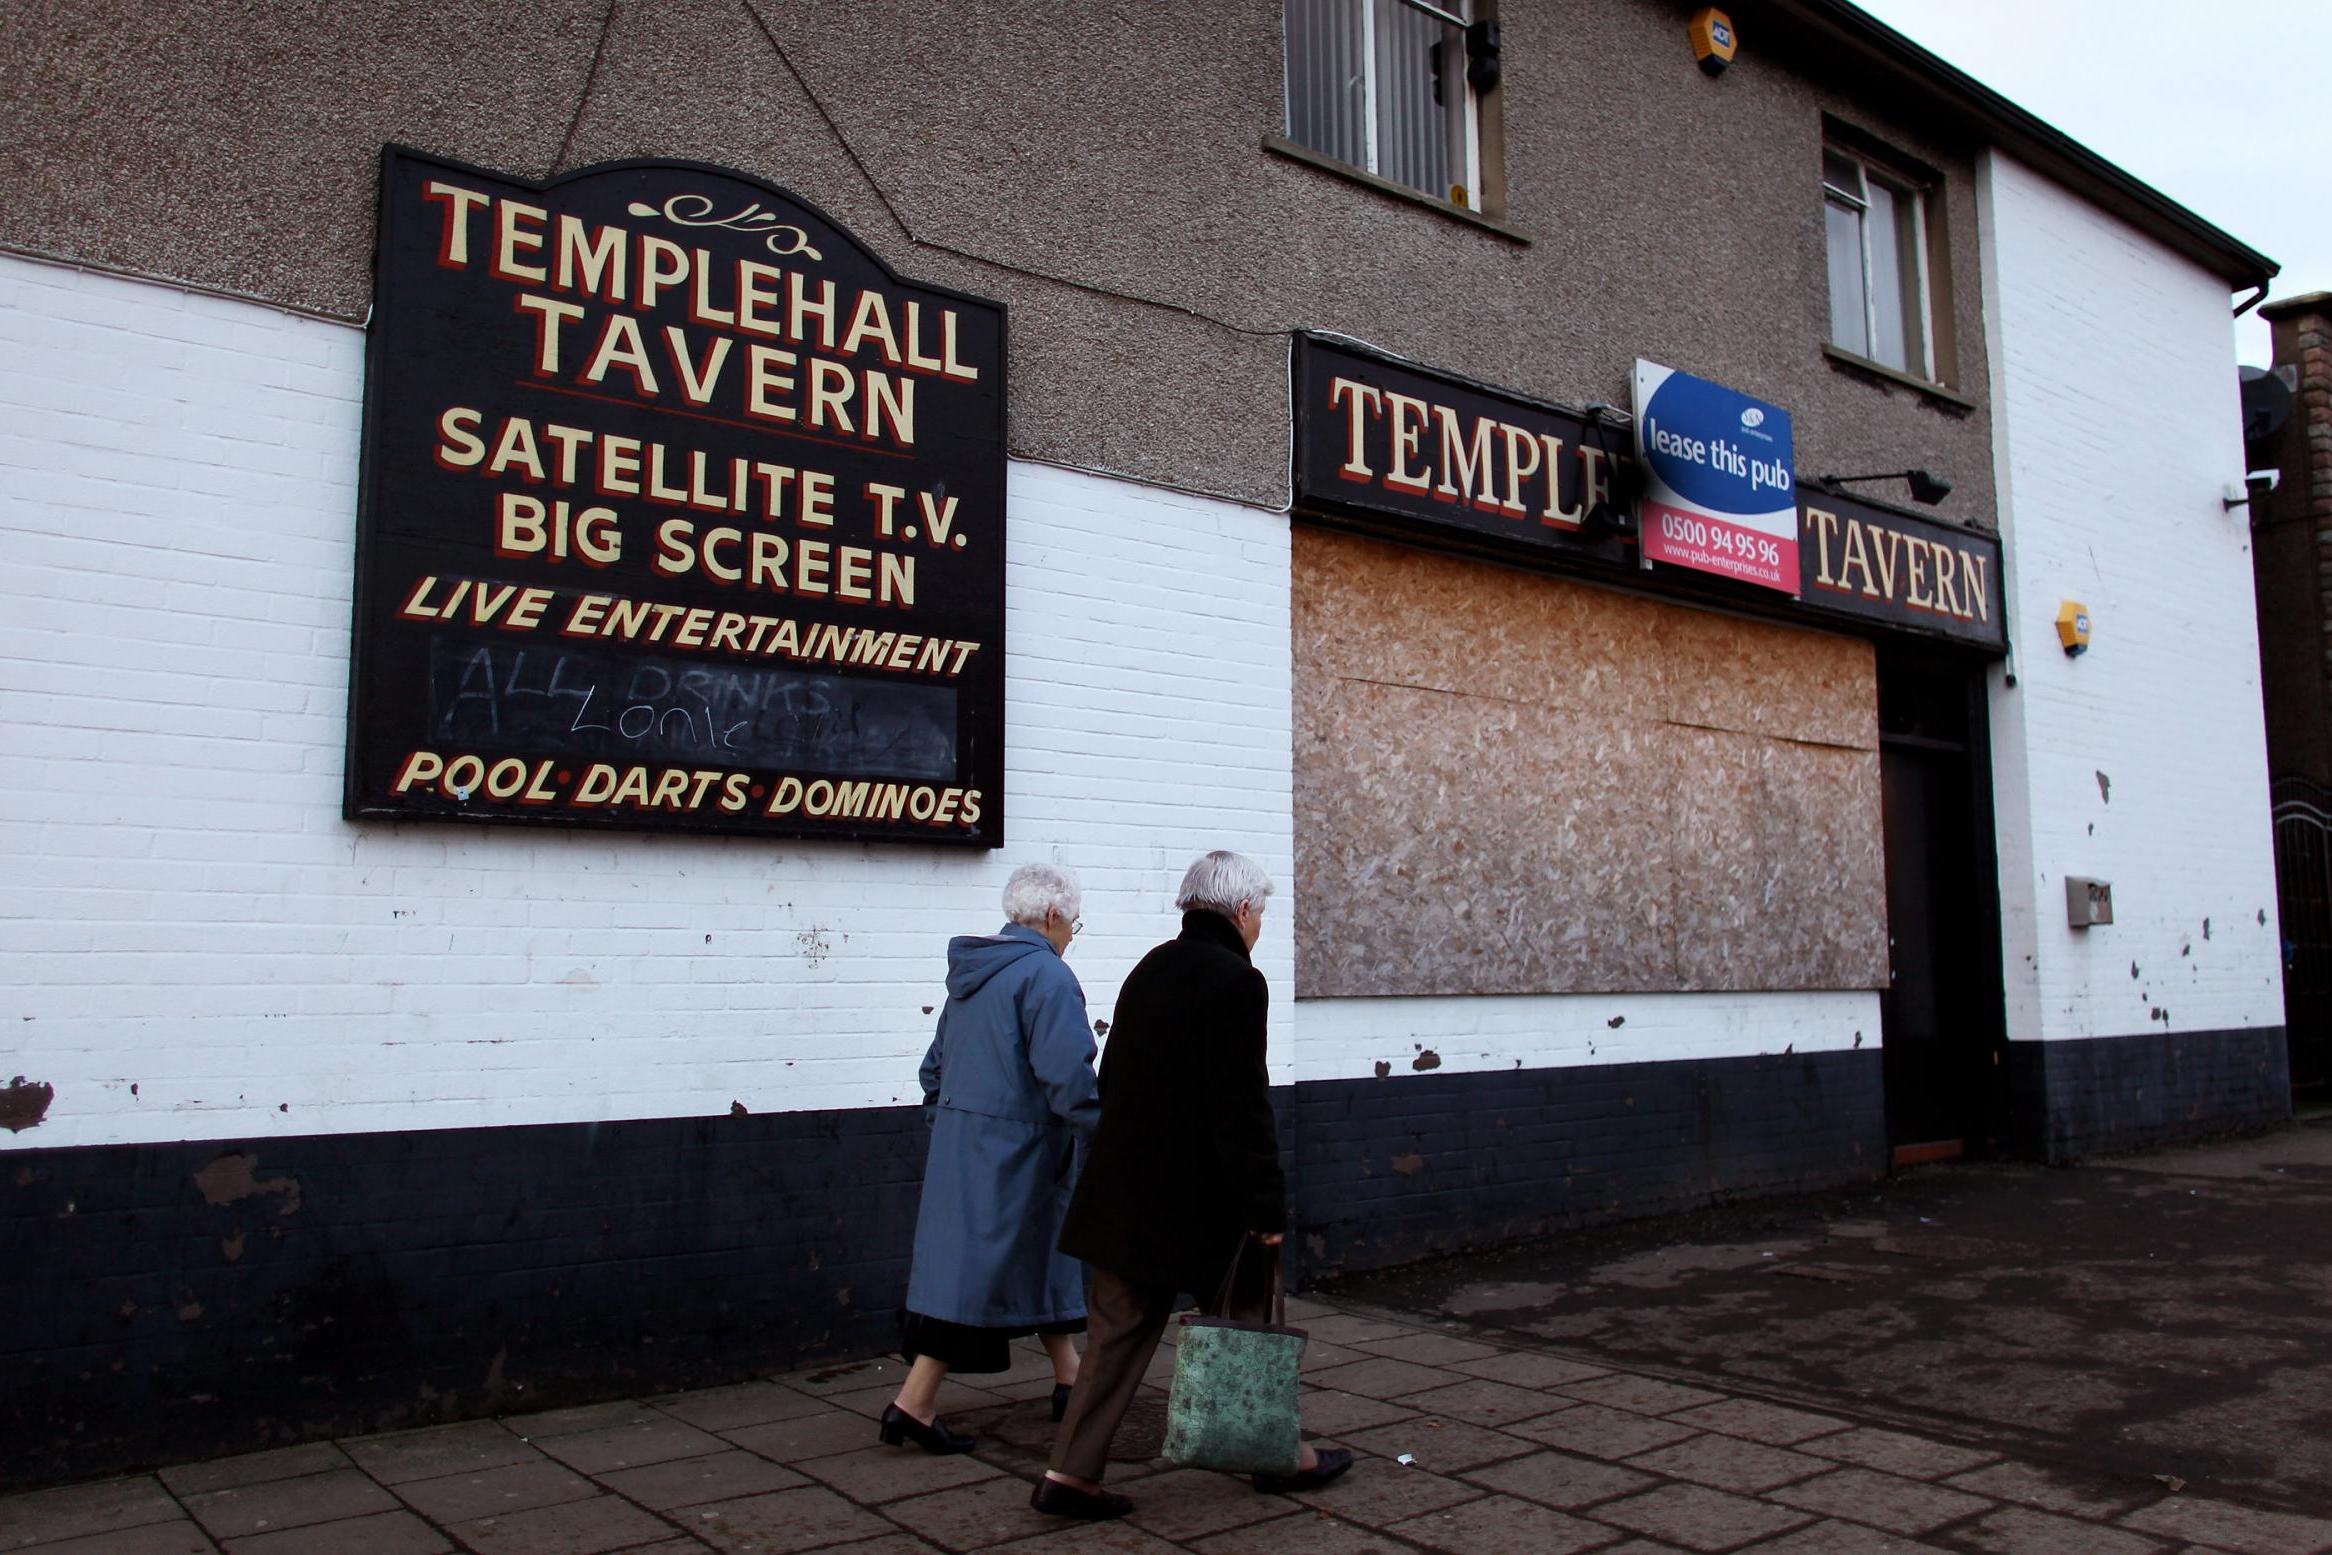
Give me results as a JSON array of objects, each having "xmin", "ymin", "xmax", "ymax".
[{"xmin": 904, "ymin": 923, "xmax": 1101, "ymax": 1328}]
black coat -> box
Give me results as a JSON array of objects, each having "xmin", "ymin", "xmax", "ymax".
[{"xmin": 1059, "ymin": 910, "xmax": 1286, "ymax": 1296}]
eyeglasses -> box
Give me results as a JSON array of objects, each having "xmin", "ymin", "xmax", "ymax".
[{"xmin": 1070, "ymin": 916, "xmax": 1084, "ymax": 937}]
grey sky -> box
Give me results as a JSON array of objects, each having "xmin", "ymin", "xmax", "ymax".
[{"xmin": 1850, "ymin": 0, "xmax": 2331, "ymax": 366}]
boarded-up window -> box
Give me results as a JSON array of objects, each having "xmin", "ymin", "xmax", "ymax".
[{"xmin": 1293, "ymin": 527, "xmax": 1889, "ymax": 997}]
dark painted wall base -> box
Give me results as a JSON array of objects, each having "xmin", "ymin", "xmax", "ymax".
[
  {"xmin": 3, "ymin": 1108, "xmax": 931, "ymax": 1493},
  {"xmin": 1288, "ymin": 1050, "xmax": 1890, "ymax": 1274},
  {"xmin": 8, "ymin": 1032, "xmax": 2282, "ymax": 1489},
  {"xmin": 2003, "ymin": 1025, "xmax": 2292, "ymax": 1163},
  {"xmin": 4, "ymin": 1051, "xmax": 1886, "ymax": 1488}
]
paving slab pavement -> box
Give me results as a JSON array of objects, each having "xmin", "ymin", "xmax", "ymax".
[
  {"xmin": 10, "ymin": 1119, "xmax": 2332, "ymax": 1552},
  {"xmin": 9, "ymin": 1281, "xmax": 2330, "ymax": 1553},
  {"xmin": 1322, "ymin": 1114, "xmax": 2332, "ymax": 1525}
]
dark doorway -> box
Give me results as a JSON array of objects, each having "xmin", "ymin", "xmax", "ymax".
[
  {"xmin": 2270, "ymin": 777, "xmax": 2332, "ymax": 1094},
  {"xmin": 1876, "ymin": 645, "xmax": 2007, "ymax": 1159}
]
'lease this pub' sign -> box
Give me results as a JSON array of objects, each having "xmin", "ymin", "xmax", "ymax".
[
  {"xmin": 347, "ymin": 148, "xmax": 1007, "ymax": 845},
  {"xmin": 1632, "ymin": 359, "xmax": 1797, "ymax": 595}
]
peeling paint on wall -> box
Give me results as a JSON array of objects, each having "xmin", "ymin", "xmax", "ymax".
[
  {"xmin": 191, "ymin": 1153, "xmax": 301, "ymax": 1216},
  {"xmin": 1, "ymin": 1077, "xmax": 54, "ymax": 1132}
]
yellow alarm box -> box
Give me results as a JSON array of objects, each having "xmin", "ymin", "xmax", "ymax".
[
  {"xmin": 2056, "ymin": 600, "xmax": 2092, "ymax": 656},
  {"xmin": 1690, "ymin": 8, "xmax": 1738, "ymax": 75}
]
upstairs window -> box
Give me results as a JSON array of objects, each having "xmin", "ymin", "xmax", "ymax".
[
  {"xmin": 1285, "ymin": 0, "xmax": 1490, "ymax": 210},
  {"xmin": 1824, "ymin": 146, "xmax": 1937, "ymax": 379}
]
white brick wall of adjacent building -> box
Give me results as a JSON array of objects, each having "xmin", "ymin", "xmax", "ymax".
[
  {"xmin": 1977, "ymin": 150, "xmax": 2285, "ymax": 1045},
  {"xmin": 0, "ymin": 251, "xmax": 1302, "ymax": 1147},
  {"xmin": 0, "ymin": 250, "xmax": 1873, "ymax": 1151}
]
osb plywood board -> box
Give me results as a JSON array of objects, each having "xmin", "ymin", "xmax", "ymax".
[
  {"xmin": 1295, "ymin": 675, "xmax": 1676, "ymax": 994},
  {"xmin": 1293, "ymin": 523, "xmax": 1665, "ymax": 724},
  {"xmin": 1294, "ymin": 528, "xmax": 1887, "ymax": 997}
]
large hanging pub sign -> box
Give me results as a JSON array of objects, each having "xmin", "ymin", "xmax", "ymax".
[{"xmin": 347, "ymin": 148, "xmax": 1007, "ymax": 845}]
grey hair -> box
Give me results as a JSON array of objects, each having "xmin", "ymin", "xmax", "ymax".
[
  {"xmin": 1174, "ymin": 850, "xmax": 1274, "ymax": 917},
  {"xmin": 1001, "ymin": 863, "xmax": 1081, "ymax": 927}
]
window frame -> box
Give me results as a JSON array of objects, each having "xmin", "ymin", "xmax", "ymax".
[
  {"xmin": 1823, "ymin": 142, "xmax": 1943, "ymax": 384},
  {"xmin": 1282, "ymin": 0, "xmax": 1495, "ymax": 216}
]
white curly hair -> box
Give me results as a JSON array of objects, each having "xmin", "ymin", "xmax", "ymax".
[
  {"xmin": 1174, "ymin": 850, "xmax": 1273, "ymax": 918},
  {"xmin": 1000, "ymin": 863, "xmax": 1081, "ymax": 927}
]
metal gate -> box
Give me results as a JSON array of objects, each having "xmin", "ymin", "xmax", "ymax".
[{"xmin": 2272, "ymin": 776, "xmax": 2332, "ymax": 1091}]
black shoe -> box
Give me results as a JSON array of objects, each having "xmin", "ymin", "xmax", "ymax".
[
  {"xmin": 1030, "ymin": 1477, "xmax": 1132, "ymax": 1520},
  {"xmin": 1253, "ymin": 1447, "xmax": 1354, "ymax": 1494},
  {"xmin": 1049, "ymin": 1382, "xmax": 1074, "ymax": 1422},
  {"xmin": 878, "ymin": 1403, "xmax": 976, "ymax": 1454}
]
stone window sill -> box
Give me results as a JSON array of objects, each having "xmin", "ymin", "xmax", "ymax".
[
  {"xmin": 1262, "ymin": 134, "xmax": 1530, "ymax": 245},
  {"xmin": 1823, "ymin": 344, "xmax": 1978, "ymax": 412}
]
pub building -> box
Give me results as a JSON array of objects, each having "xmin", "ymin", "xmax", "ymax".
[{"xmin": 0, "ymin": 0, "xmax": 2284, "ymax": 1481}]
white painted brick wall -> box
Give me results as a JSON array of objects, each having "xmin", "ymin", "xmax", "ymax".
[
  {"xmin": 1, "ymin": 253, "xmax": 1886, "ymax": 1145},
  {"xmin": 0, "ymin": 254, "xmax": 1293, "ymax": 1148},
  {"xmin": 1976, "ymin": 152, "xmax": 2284, "ymax": 1043},
  {"xmin": 1289, "ymin": 989, "xmax": 1880, "ymax": 1085}
]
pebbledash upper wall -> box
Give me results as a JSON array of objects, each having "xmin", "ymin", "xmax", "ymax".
[{"xmin": 0, "ymin": 0, "xmax": 2001, "ymax": 523}]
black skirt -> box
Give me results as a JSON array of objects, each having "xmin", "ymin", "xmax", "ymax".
[{"xmin": 897, "ymin": 1309, "xmax": 1087, "ymax": 1374}]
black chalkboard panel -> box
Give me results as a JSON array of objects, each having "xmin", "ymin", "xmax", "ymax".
[
  {"xmin": 345, "ymin": 147, "xmax": 1007, "ymax": 843},
  {"xmin": 429, "ymin": 639, "xmax": 957, "ymax": 780}
]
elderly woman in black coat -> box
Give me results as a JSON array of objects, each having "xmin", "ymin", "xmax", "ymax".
[
  {"xmin": 883, "ymin": 863, "xmax": 1101, "ymax": 1455},
  {"xmin": 1032, "ymin": 850, "xmax": 1351, "ymax": 1520}
]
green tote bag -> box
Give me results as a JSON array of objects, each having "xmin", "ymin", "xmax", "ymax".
[{"xmin": 1161, "ymin": 1241, "xmax": 1306, "ymax": 1475}]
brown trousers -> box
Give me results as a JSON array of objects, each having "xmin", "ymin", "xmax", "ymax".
[{"xmin": 1048, "ymin": 1255, "xmax": 1272, "ymax": 1483}]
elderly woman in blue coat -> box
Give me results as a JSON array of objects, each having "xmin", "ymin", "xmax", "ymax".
[{"xmin": 882, "ymin": 863, "xmax": 1101, "ymax": 1454}]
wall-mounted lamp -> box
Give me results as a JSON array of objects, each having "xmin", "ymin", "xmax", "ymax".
[
  {"xmin": 1821, "ymin": 469, "xmax": 1954, "ymax": 506},
  {"xmin": 1688, "ymin": 8, "xmax": 1738, "ymax": 76},
  {"xmin": 2222, "ymin": 468, "xmax": 2280, "ymax": 511},
  {"xmin": 1581, "ymin": 404, "xmax": 1640, "ymax": 540}
]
